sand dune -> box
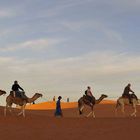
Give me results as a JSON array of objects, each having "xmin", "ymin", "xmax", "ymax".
[
  {"xmin": 26, "ymin": 100, "xmax": 116, "ymax": 110},
  {"xmin": 26, "ymin": 101, "xmax": 77, "ymax": 110},
  {"xmin": 1, "ymin": 102, "xmax": 140, "ymax": 140}
]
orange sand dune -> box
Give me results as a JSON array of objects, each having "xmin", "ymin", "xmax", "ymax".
[
  {"xmin": 26, "ymin": 101, "xmax": 77, "ymax": 110},
  {"xmin": 26, "ymin": 100, "xmax": 116, "ymax": 110},
  {"xmin": 101, "ymin": 99, "xmax": 116, "ymax": 104}
]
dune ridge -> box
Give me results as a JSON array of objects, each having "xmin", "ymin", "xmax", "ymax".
[{"xmin": 25, "ymin": 100, "xmax": 116, "ymax": 110}]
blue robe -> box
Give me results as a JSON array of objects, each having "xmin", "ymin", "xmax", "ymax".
[{"xmin": 55, "ymin": 100, "xmax": 62, "ymax": 116}]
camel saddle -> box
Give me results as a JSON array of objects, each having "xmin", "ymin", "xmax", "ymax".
[
  {"xmin": 122, "ymin": 93, "xmax": 138, "ymax": 104},
  {"xmin": 83, "ymin": 95, "xmax": 95, "ymax": 105},
  {"xmin": 10, "ymin": 91, "xmax": 28, "ymax": 101}
]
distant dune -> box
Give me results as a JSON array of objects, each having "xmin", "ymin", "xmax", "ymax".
[
  {"xmin": 26, "ymin": 101, "xmax": 77, "ymax": 110},
  {"xmin": 26, "ymin": 100, "xmax": 116, "ymax": 110},
  {"xmin": 101, "ymin": 99, "xmax": 116, "ymax": 104}
]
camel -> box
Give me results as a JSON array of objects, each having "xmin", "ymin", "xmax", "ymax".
[
  {"xmin": 78, "ymin": 94, "xmax": 108, "ymax": 118},
  {"xmin": 4, "ymin": 91, "xmax": 42, "ymax": 117},
  {"xmin": 0, "ymin": 90, "xmax": 6, "ymax": 96},
  {"xmin": 115, "ymin": 96, "xmax": 140, "ymax": 117}
]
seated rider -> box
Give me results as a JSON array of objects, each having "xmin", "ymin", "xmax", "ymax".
[
  {"xmin": 12, "ymin": 81, "xmax": 27, "ymax": 100},
  {"xmin": 85, "ymin": 86, "xmax": 95, "ymax": 105},
  {"xmin": 122, "ymin": 83, "xmax": 138, "ymax": 103}
]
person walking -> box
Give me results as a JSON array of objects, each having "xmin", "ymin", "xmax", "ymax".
[{"xmin": 54, "ymin": 96, "xmax": 63, "ymax": 117}]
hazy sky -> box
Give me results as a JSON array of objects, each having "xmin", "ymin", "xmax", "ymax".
[{"xmin": 0, "ymin": 0, "xmax": 140, "ymax": 105}]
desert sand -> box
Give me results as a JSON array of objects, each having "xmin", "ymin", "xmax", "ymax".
[{"xmin": 0, "ymin": 101, "xmax": 140, "ymax": 140}]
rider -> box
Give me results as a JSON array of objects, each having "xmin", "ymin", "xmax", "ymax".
[
  {"xmin": 122, "ymin": 83, "xmax": 137, "ymax": 103},
  {"xmin": 12, "ymin": 81, "xmax": 27, "ymax": 100},
  {"xmin": 85, "ymin": 86, "xmax": 95, "ymax": 105}
]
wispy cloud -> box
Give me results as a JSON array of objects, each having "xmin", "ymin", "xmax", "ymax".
[
  {"xmin": 2, "ymin": 51, "xmax": 140, "ymax": 80},
  {"xmin": 0, "ymin": 51, "xmax": 140, "ymax": 97},
  {"xmin": 43, "ymin": 51, "xmax": 140, "ymax": 78},
  {"xmin": 0, "ymin": 38, "xmax": 65, "ymax": 52}
]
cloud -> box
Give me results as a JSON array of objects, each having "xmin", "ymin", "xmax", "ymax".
[
  {"xmin": 1, "ymin": 51, "xmax": 139, "ymax": 85},
  {"xmin": 41, "ymin": 51, "xmax": 140, "ymax": 79},
  {"xmin": 0, "ymin": 50, "xmax": 140, "ymax": 105},
  {"xmin": 0, "ymin": 38, "xmax": 65, "ymax": 52}
]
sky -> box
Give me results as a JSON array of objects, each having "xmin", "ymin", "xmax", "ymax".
[{"xmin": 0, "ymin": 0, "xmax": 140, "ymax": 105}]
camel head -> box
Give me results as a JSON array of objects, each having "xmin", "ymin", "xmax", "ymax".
[
  {"xmin": 95, "ymin": 94, "xmax": 108, "ymax": 104},
  {"xmin": 101, "ymin": 94, "xmax": 108, "ymax": 99},
  {"xmin": 0, "ymin": 90, "xmax": 6, "ymax": 96},
  {"xmin": 34, "ymin": 93, "xmax": 43, "ymax": 98}
]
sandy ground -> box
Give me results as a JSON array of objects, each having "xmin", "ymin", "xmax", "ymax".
[{"xmin": 0, "ymin": 104, "xmax": 140, "ymax": 140}]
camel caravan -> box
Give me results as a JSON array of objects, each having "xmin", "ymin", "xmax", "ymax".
[
  {"xmin": 0, "ymin": 82, "xmax": 139, "ymax": 118},
  {"xmin": 78, "ymin": 84, "xmax": 140, "ymax": 118}
]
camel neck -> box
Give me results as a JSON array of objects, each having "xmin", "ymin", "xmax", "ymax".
[
  {"xmin": 95, "ymin": 96, "xmax": 104, "ymax": 104},
  {"xmin": 27, "ymin": 95, "xmax": 38, "ymax": 103}
]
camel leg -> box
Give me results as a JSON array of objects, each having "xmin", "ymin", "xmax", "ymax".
[
  {"xmin": 22, "ymin": 105, "xmax": 26, "ymax": 117},
  {"xmin": 87, "ymin": 106, "xmax": 95, "ymax": 118},
  {"xmin": 9, "ymin": 106, "xmax": 12, "ymax": 114},
  {"xmin": 18, "ymin": 106, "xmax": 23, "ymax": 116},
  {"xmin": 4, "ymin": 104, "xmax": 12, "ymax": 116},
  {"xmin": 92, "ymin": 111, "xmax": 95, "ymax": 118},
  {"xmin": 115, "ymin": 107, "xmax": 118, "ymax": 117},
  {"xmin": 78, "ymin": 100, "xmax": 84, "ymax": 115},
  {"xmin": 91, "ymin": 106, "xmax": 95, "ymax": 118},
  {"xmin": 80, "ymin": 106, "xmax": 89, "ymax": 117},
  {"xmin": 4, "ymin": 105, "xmax": 8, "ymax": 116},
  {"xmin": 18, "ymin": 105, "xmax": 26, "ymax": 117},
  {"xmin": 23, "ymin": 109, "xmax": 25, "ymax": 117},
  {"xmin": 86, "ymin": 111, "xmax": 95, "ymax": 118},
  {"xmin": 115, "ymin": 102, "xmax": 120, "ymax": 117},
  {"xmin": 18, "ymin": 111, "xmax": 23, "ymax": 116},
  {"xmin": 131, "ymin": 105, "xmax": 137, "ymax": 117},
  {"xmin": 86, "ymin": 111, "xmax": 92, "ymax": 117},
  {"xmin": 80, "ymin": 106, "xmax": 84, "ymax": 113},
  {"xmin": 121, "ymin": 105, "xmax": 125, "ymax": 116}
]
